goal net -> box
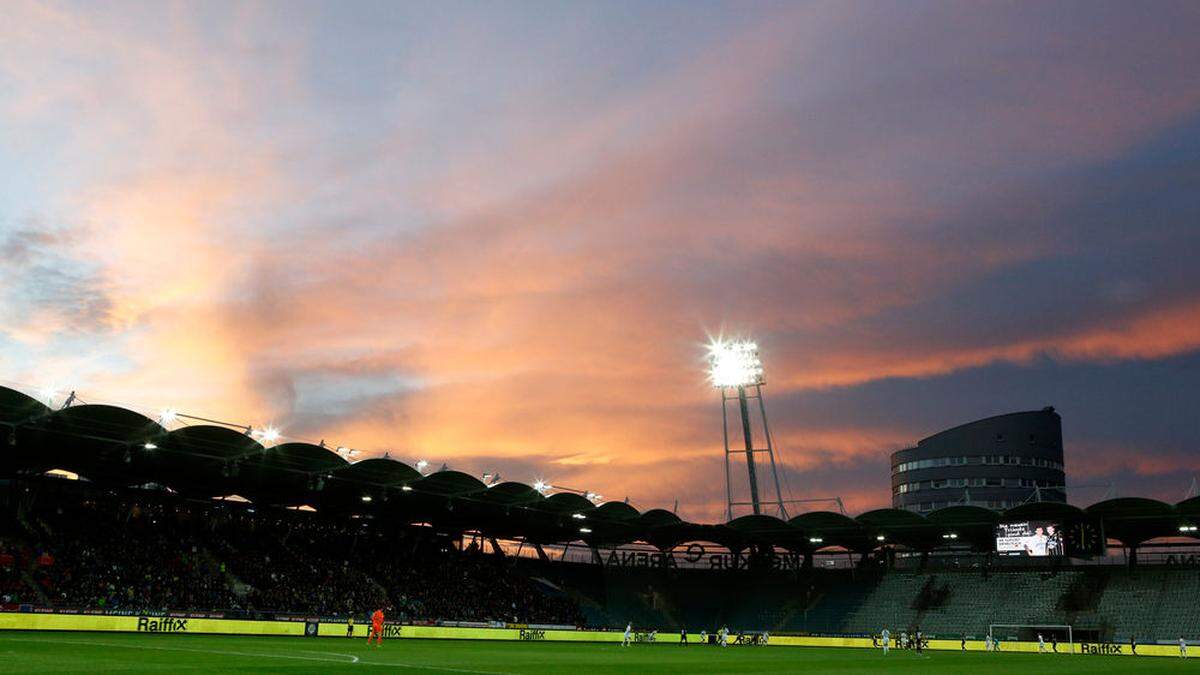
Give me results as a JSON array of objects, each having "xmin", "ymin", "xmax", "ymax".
[{"xmin": 988, "ymin": 624, "xmax": 1073, "ymax": 653}]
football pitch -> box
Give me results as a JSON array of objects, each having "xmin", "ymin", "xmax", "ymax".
[{"xmin": 1, "ymin": 632, "xmax": 1197, "ymax": 674}]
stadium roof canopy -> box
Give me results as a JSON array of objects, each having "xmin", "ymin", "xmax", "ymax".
[{"xmin": 2, "ymin": 384, "xmax": 1197, "ymax": 552}]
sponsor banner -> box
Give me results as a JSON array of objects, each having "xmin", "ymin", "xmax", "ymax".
[
  {"xmin": 0, "ymin": 613, "xmax": 1185, "ymax": 657},
  {"xmin": 0, "ymin": 612, "xmax": 305, "ymax": 636}
]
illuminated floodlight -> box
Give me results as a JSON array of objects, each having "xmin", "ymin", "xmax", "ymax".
[
  {"xmin": 361, "ymin": 495, "xmax": 373, "ymax": 503},
  {"xmin": 1180, "ymin": 525, "xmax": 1199, "ymax": 533},
  {"xmin": 143, "ymin": 442, "xmax": 158, "ymax": 450},
  {"xmin": 572, "ymin": 513, "xmax": 587, "ymax": 520},
  {"xmin": 809, "ymin": 537, "xmax": 824, "ymax": 544},
  {"xmin": 158, "ymin": 408, "xmax": 178, "ymax": 425},
  {"xmin": 253, "ymin": 426, "xmax": 281, "ymax": 444},
  {"xmin": 942, "ymin": 532, "xmax": 959, "ymax": 539},
  {"xmin": 579, "ymin": 527, "xmax": 592, "ymax": 534},
  {"xmin": 401, "ymin": 485, "xmax": 414, "ymax": 492},
  {"xmin": 533, "ymin": 480, "xmax": 552, "ymax": 494},
  {"xmin": 37, "ymin": 386, "xmax": 59, "ymax": 404},
  {"xmin": 706, "ymin": 339, "xmax": 765, "ymax": 388},
  {"xmin": 876, "ymin": 535, "xmax": 886, "ymax": 542},
  {"xmin": 585, "ymin": 491, "xmax": 603, "ymax": 503},
  {"xmin": 415, "ymin": 459, "xmax": 430, "ymax": 474}
]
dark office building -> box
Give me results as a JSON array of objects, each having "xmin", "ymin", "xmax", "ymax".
[{"xmin": 891, "ymin": 408, "xmax": 1066, "ymax": 512}]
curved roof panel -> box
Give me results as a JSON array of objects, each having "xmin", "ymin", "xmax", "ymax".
[
  {"xmin": 593, "ymin": 501, "xmax": 640, "ymax": 521},
  {"xmin": 29, "ymin": 404, "xmax": 165, "ymax": 483},
  {"xmin": 3, "ymin": 386, "xmax": 1194, "ymax": 550},
  {"xmin": 1177, "ymin": 496, "xmax": 1200, "ymax": 519},
  {"xmin": 332, "ymin": 457, "xmax": 421, "ymax": 486},
  {"xmin": 148, "ymin": 425, "xmax": 265, "ymax": 496},
  {"xmin": 469, "ymin": 481, "xmax": 543, "ymax": 505},
  {"xmin": 639, "ymin": 508, "xmax": 683, "ymax": 529},
  {"xmin": 0, "ymin": 386, "xmax": 50, "ymax": 424},
  {"xmin": 1002, "ymin": 501, "xmax": 1085, "ymax": 521},
  {"xmin": 1087, "ymin": 498, "xmax": 1178, "ymax": 545},
  {"xmin": 535, "ymin": 492, "xmax": 596, "ymax": 514},
  {"xmin": 411, "ymin": 470, "xmax": 487, "ymax": 496},
  {"xmin": 927, "ymin": 505, "xmax": 999, "ymax": 527}
]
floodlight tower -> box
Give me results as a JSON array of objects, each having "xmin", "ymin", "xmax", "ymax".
[{"xmin": 707, "ymin": 339, "xmax": 789, "ymax": 521}]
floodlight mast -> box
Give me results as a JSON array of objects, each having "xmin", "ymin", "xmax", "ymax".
[{"xmin": 708, "ymin": 339, "xmax": 789, "ymax": 521}]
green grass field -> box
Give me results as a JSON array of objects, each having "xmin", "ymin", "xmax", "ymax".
[{"xmin": 1, "ymin": 632, "xmax": 1197, "ymax": 673}]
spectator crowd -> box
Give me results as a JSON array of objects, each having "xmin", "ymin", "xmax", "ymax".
[{"xmin": 0, "ymin": 485, "xmax": 583, "ymax": 627}]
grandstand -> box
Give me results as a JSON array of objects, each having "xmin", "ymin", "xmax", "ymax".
[{"xmin": 4, "ymin": 383, "xmax": 1200, "ymax": 658}]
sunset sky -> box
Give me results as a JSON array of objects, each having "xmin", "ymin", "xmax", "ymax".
[{"xmin": 2, "ymin": 1, "xmax": 1199, "ymax": 521}]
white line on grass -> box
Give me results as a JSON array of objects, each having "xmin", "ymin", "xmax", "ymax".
[
  {"xmin": 356, "ymin": 659, "xmax": 512, "ymax": 674},
  {"xmin": 0, "ymin": 636, "xmax": 359, "ymax": 664},
  {"xmin": 0, "ymin": 636, "xmax": 515, "ymax": 673}
]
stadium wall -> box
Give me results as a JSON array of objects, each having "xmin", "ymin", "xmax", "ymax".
[{"xmin": 0, "ymin": 612, "xmax": 1185, "ymax": 656}]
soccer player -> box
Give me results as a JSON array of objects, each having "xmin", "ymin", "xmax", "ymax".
[
  {"xmin": 915, "ymin": 628, "xmax": 923, "ymax": 654},
  {"xmin": 762, "ymin": 631, "xmax": 769, "ymax": 645},
  {"xmin": 1051, "ymin": 634, "xmax": 1058, "ymax": 653},
  {"xmin": 881, "ymin": 627, "xmax": 890, "ymax": 654},
  {"xmin": 960, "ymin": 635, "xmax": 966, "ymax": 651},
  {"xmin": 1181, "ymin": 636, "xmax": 1188, "ymax": 658},
  {"xmin": 985, "ymin": 634, "xmax": 993, "ymax": 652},
  {"xmin": 900, "ymin": 631, "xmax": 908, "ymax": 650},
  {"xmin": 719, "ymin": 626, "xmax": 729, "ymax": 647},
  {"xmin": 1131, "ymin": 636, "xmax": 1138, "ymax": 656},
  {"xmin": 1038, "ymin": 633, "xmax": 1046, "ymax": 653},
  {"xmin": 367, "ymin": 608, "xmax": 384, "ymax": 647},
  {"xmin": 680, "ymin": 627, "xmax": 687, "ymax": 645},
  {"xmin": 650, "ymin": 629, "xmax": 657, "ymax": 643},
  {"xmin": 346, "ymin": 615, "xmax": 354, "ymax": 638},
  {"xmin": 622, "ymin": 622, "xmax": 632, "ymax": 647},
  {"xmin": 699, "ymin": 629, "xmax": 708, "ymax": 644}
]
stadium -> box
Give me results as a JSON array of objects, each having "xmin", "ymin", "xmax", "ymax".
[
  {"xmin": 3, "ymin": 378, "xmax": 1200, "ymax": 672},
  {"xmin": 6, "ymin": 2, "xmax": 1200, "ymax": 673}
]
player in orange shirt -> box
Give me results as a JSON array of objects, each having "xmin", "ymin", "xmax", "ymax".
[{"xmin": 367, "ymin": 608, "xmax": 385, "ymax": 647}]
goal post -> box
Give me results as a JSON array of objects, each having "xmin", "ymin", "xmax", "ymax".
[{"xmin": 988, "ymin": 624, "xmax": 1073, "ymax": 654}]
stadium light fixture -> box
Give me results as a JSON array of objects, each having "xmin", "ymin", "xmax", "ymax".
[
  {"xmin": 579, "ymin": 527, "xmax": 592, "ymax": 534},
  {"xmin": 252, "ymin": 426, "xmax": 281, "ymax": 444},
  {"xmin": 586, "ymin": 491, "xmax": 603, "ymax": 503},
  {"xmin": 876, "ymin": 535, "xmax": 886, "ymax": 541},
  {"xmin": 706, "ymin": 338, "xmax": 765, "ymax": 388},
  {"xmin": 942, "ymin": 532, "xmax": 959, "ymax": 539},
  {"xmin": 416, "ymin": 459, "xmax": 430, "ymax": 475},
  {"xmin": 158, "ymin": 408, "xmax": 178, "ymax": 425},
  {"xmin": 533, "ymin": 480, "xmax": 552, "ymax": 494},
  {"xmin": 809, "ymin": 537, "xmax": 823, "ymax": 544},
  {"xmin": 572, "ymin": 513, "xmax": 587, "ymax": 520},
  {"xmin": 1180, "ymin": 525, "xmax": 1198, "ymax": 533},
  {"xmin": 401, "ymin": 485, "xmax": 414, "ymax": 492},
  {"xmin": 361, "ymin": 495, "xmax": 373, "ymax": 503},
  {"xmin": 143, "ymin": 442, "xmax": 158, "ymax": 450}
]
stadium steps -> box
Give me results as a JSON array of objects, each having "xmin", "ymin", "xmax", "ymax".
[
  {"xmin": 18, "ymin": 568, "xmax": 51, "ymax": 606},
  {"xmin": 1094, "ymin": 569, "xmax": 1167, "ymax": 640},
  {"xmin": 792, "ymin": 575, "xmax": 876, "ymax": 634},
  {"xmin": 1149, "ymin": 570, "xmax": 1200, "ymax": 639},
  {"xmin": 841, "ymin": 573, "xmax": 925, "ymax": 634}
]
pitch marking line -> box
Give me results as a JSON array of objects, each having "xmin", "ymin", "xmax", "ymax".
[
  {"xmin": 0, "ymin": 636, "xmax": 517, "ymax": 673},
  {"xmin": 0, "ymin": 635, "xmax": 359, "ymax": 663}
]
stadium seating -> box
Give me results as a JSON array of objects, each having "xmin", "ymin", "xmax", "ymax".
[{"xmin": 4, "ymin": 477, "xmax": 1200, "ymax": 643}]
